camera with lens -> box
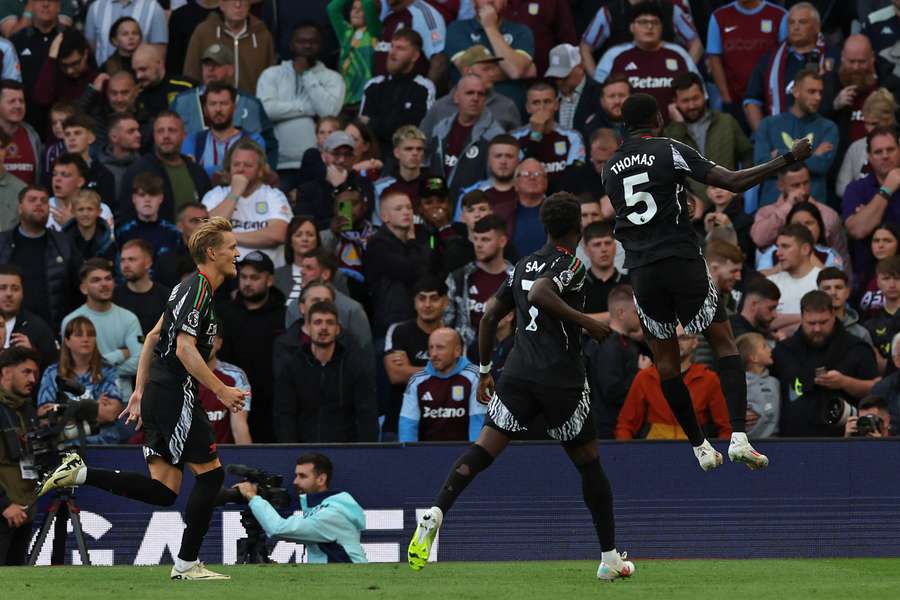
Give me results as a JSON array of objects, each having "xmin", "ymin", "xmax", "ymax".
[
  {"xmin": 854, "ymin": 414, "xmax": 884, "ymax": 437},
  {"xmin": 817, "ymin": 393, "xmax": 857, "ymax": 430},
  {"xmin": 218, "ymin": 464, "xmax": 292, "ymax": 564},
  {"xmin": 25, "ymin": 376, "xmax": 97, "ymax": 475}
]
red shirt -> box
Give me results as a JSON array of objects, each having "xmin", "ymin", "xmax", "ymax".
[
  {"xmin": 504, "ymin": 0, "xmax": 577, "ymax": 77},
  {"xmin": 710, "ymin": 1, "xmax": 786, "ymax": 100},
  {"xmin": 6, "ymin": 126, "xmax": 36, "ymax": 184},
  {"xmin": 468, "ymin": 267, "xmax": 508, "ymax": 330},
  {"xmin": 444, "ymin": 119, "xmax": 473, "ymax": 172},
  {"xmin": 484, "ymin": 187, "xmax": 518, "ymax": 237},
  {"xmin": 199, "ymin": 369, "xmax": 237, "ymax": 444},
  {"xmin": 609, "ymin": 43, "xmax": 696, "ymax": 124}
]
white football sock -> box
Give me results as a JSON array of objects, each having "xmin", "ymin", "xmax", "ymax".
[
  {"xmin": 174, "ymin": 558, "xmax": 198, "ymax": 573},
  {"xmin": 601, "ymin": 549, "xmax": 622, "ymax": 567},
  {"xmin": 731, "ymin": 432, "xmax": 748, "ymax": 445}
]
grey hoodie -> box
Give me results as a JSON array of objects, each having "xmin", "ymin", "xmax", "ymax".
[
  {"xmin": 842, "ymin": 307, "xmax": 873, "ymax": 346},
  {"xmin": 746, "ymin": 369, "xmax": 780, "ymax": 439}
]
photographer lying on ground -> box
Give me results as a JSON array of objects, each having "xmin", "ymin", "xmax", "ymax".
[{"xmin": 234, "ymin": 453, "xmax": 368, "ymax": 563}]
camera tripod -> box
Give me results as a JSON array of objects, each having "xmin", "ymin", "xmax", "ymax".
[
  {"xmin": 235, "ymin": 508, "xmax": 273, "ymax": 564},
  {"xmin": 27, "ymin": 488, "xmax": 91, "ymax": 566}
]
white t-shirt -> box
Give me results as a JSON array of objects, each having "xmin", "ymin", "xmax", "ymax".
[
  {"xmin": 47, "ymin": 197, "xmax": 115, "ymax": 232},
  {"xmin": 201, "ymin": 184, "xmax": 292, "ymax": 267},
  {"xmin": 767, "ymin": 266, "xmax": 822, "ymax": 315}
]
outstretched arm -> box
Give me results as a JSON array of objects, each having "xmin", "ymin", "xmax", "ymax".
[{"xmin": 704, "ymin": 139, "xmax": 812, "ymax": 193}]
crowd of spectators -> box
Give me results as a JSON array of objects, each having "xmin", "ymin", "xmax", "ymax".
[{"xmin": 1, "ymin": 0, "xmax": 899, "ymax": 447}]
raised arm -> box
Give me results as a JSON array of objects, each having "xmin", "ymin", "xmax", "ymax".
[{"xmin": 704, "ymin": 139, "xmax": 813, "ymax": 193}]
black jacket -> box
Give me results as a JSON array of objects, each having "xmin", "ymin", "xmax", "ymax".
[
  {"xmin": 77, "ymin": 85, "xmax": 153, "ymax": 153},
  {"xmin": 584, "ymin": 332, "xmax": 645, "ymax": 439},
  {"xmin": 364, "ymin": 226, "xmax": 432, "ymax": 337},
  {"xmin": 119, "ymin": 153, "xmax": 211, "ymax": 223},
  {"xmin": 218, "ymin": 287, "xmax": 286, "ymax": 443},
  {"xmin": 10, "ymin": 309, "xmax": 58, "ymax": 369},
  {"xmin": 273, "ymin": 340, "xmax": 378, "ymax": 443},
  {"xmin": 137, "ymin": 76, "xmax": 194, "ymax": 120},
  {"xmin": 295, "ymin": 173, "xmax": 374, "ymax": 231},
  {"xmin": 0, "ymin": 228, "xmax": 83, "ymax": 329},
  {"xmin": 571, "ymin": 75, "xmax": 603, "ymax": 145},
  {"xmin": 361, "ymin": 73, "xmax": 435, "ymax": 153},
  {"xmin": 772, "ymin": 322, "xmax": 878, "ymax": 437}
]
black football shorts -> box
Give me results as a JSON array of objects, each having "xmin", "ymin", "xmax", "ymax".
[
  {"xmin": 629, "ymin": 256, "xmax": 727, "ymax": 340},
  {"xmin": 485, "ymin": 375, "xmax": 595, "ymax": 447},
  {"xmin": 141, "ymin": 376, "xmax": 217, "ymax": 467}
]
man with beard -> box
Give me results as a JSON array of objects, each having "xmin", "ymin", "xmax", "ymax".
[
  {"xmin": 182, "ymin": 82, "xmax": 266, "ymax": 181},
  {"xmin": 454, "ymin": 133, "xmax": 520, "ymax": 231},
  {"xmin": 217, "ymin": 251, "xmax": 285, "ymax": 443},
  {"xmin": 373, "ymin": 0, "xmax": 447, "ymax": 85},
  {"xmin": 119, "ymin": 111, "xmax": 212, "ymax": 223},
  {"xmin": 62, "ymin": 258, "xmax": 143, "ymax": 385},
  {"xmin": 772, "ymin": 290, "xmax": 878, "ymax": 436},
  {"xmin": 132, "ymin": 44, "xmax": 194, "ymax": 120},
  {"xmin": 581, "ymin": 73, "xmax": 630, "ymax": 142},
  {"xmin": 0, "ymin": 186, "xmax": 82, "ymax": 330},
  {"xmin": 752, "ymin": 68, "xmax": 838, "ymax": 206},
  {"xmin": 113, "ymin": 239, "xmax": 172, "ymax": 335},
  {"xmin": 171, "ymin": 43, "xmax": 279, "ymax": 171},
  {"xmin": 822, "ymin": 35, "xmax": 879, "ymax": 151},
  {"xmin": 664, "ymin": 72, "xmax": 752, "ymax": 201},
  {"xmin": 256, "ymin": 22, "xmax": 343, "ymax": 193},
  {"xmin": 730, "ymin": 276, "xmax": 782, "ymax": 340},
  {"xmin": 360, "ymin": 29, "xmax": 436, "ymax": 155}
]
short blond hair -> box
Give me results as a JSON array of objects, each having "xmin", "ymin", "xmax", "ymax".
[
  {"xmin": 188, "ymin": 216, "xmax": 232, "ymax": 265},
  {"xmin": 736, "ymin": 332, "xmax": 766, "ymax": 366},
  {"xmin": 71, "ymin": 189, "xmax": 101, "ymax": 208}
]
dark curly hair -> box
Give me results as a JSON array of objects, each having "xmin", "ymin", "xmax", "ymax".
[{"xmin": 540, "ymin": 192, "xmax": 581, "ymax": 239}]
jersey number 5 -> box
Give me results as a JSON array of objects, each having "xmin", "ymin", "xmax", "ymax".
[{"xmin": 623, "ymin": 172, "xmax": 657, "ymax": 225}]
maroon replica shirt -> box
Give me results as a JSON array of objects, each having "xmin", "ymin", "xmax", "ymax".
[
  {"xmin": 468, "ymin": 267, "xmax": 508, "ymax": 330},
  {"xmin": 509, "ymin": 124, "xmax": 586, "ymax": 184},
  {"xmin": 604, "ymin": 42, "xmax": 699, "ymax": 124},
  {"xmin": 401, "ymin": 361, "xmax": 481, "ymax": 441},
  {"xmin": 504, "ymin": 0, "xmax": 577, "ymax": 77},
  {"xmin": 6, "ymin": 126, "xmax": 36, "ymax": 184},
  {"xmin": 198, "ymin": 364, "xmax": 251, "ymax": 444},
  {"xmin": 444, "ymin": 119, "xmax": 473, "ymax": 172}
]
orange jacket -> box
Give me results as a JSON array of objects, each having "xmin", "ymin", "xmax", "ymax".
[{"xmin": 615, "ymin": 364, "xmax": 733, "ymax": 440}]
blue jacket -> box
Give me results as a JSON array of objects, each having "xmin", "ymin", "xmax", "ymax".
[
  {"xmin": 752, "ymin": 110, "xmax": 838, "ymax": 207},
  {"xmin": 170, "ymin": 88, "xmax": 279, "ymax": 170},
  {"xmin": 249, "ymin": 490, "xmax": 368, "ymax": 563},
  {"xmin": 399, "ymin": 356, "xmax": 485, "ymax": 442}
]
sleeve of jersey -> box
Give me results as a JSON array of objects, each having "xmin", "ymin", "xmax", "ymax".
[
  {"xmin": 566, "ymin": 130, "xmax": 586, "ymax": 165},
  {"xmin": 581, "ymin": 7, "xmax": 611, "ymax": 50},
  {"xmin": 542, "ymin": 255, "xmax": 586, "ymax": 294},
  {"xmin": 171, "ymin": 277, "xmax": 209, "ymax": 338},
  {"xmin": 671, "ymin": 141, "xmax": 717, "ymax": 184},
  {"xmin": 413, "ymin": 6, "xmax": 446, "ymax": 57},
  {"xmin": 673, "ymin": 6, "xmax": 698, "ymax": 46},
  {"xmin": 706, "ymin": 14, "xmax": 722, "ymax": 55},
  {"xmin": 398, "ymin": 378, "xmax": 421, "ymax": 442}
]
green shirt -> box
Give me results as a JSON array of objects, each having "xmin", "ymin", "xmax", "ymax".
[
  {"xmin": 0, "ymin": 0, "xmax": 78, "ymax": 24},
  {"xmin": 327, "ymin": 0, "xmax": 381, "ymax": 106},
  {"xmin": 163, "ymin": 160, "xmax": 199, "ymax": 217}
]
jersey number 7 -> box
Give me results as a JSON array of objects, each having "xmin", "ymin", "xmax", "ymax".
[{"xmin": 623, "ymin": 172, "xmax": 657, "ymax": 225}]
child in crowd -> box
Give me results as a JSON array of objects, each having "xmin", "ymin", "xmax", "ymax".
[
  {"xmin": 43, "ymin": 102, "xmax": 76, "ymax": 186},
  {"xmin": 864, "ymin": 257, "xmax": 900, "ymax": 362},
  {"xmin": 102, "ymin": 16, "xmax": 142, "ymax": 75},
  {"xmin": 115, "ymin": 172, "xmax": 182, "ymax": 286},
  {"xmin": 736, "ymin": 333, "xmax": 780, "ymax": 439},
  {"xmin": 321, "ymin": 184, "xmax": 376, "ymax": 293},
  {"xmin": 62, "ymin": 190, "xmax": 116, "ymax": 261},
  {"xmin": 458, "ymin": 189, "xmax": 493, "ymax": 238}
]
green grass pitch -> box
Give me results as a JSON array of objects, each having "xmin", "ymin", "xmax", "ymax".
[{"xmin": 4, "ymin": 559, "xmax": 900, "ymax": 600}]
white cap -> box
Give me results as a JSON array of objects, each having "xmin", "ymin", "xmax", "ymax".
[{"xmin": 544, "ymin": 43, "xmax": 581, "ymax": 79}]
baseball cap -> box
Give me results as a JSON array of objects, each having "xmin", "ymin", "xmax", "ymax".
[
  {"xmin": 324, "ymin": 131, "xmax": 356, "ymax": 152},
  {"xmin": 420, "ymin": 176, "xmax": 448, "ymax": 198},
  {"xmin": 453, "ymin": 44, "xmax": 503, "ymax": 70},
  {"xmin": 238, "ymin": 250, "xmax": 274, "ymax": 274},
  {"xmin": 201, "ymin": 43, "xmax": 234, "ymax": 66},
  {"xmin": 544, "ymin": 43, "xmax": 581, "ymax": 79}
]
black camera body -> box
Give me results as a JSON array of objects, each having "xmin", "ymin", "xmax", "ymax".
[
  {"xmin": 854, "ymin": 414, "xmax": 884, "ymax": 437},
  {"xmin": 218, "ymin": 464, "xmax": 293, "ymax": 564},
  {"xmin": 26, "ymin": 376, "xmax": 96, "ymax": 475}
]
